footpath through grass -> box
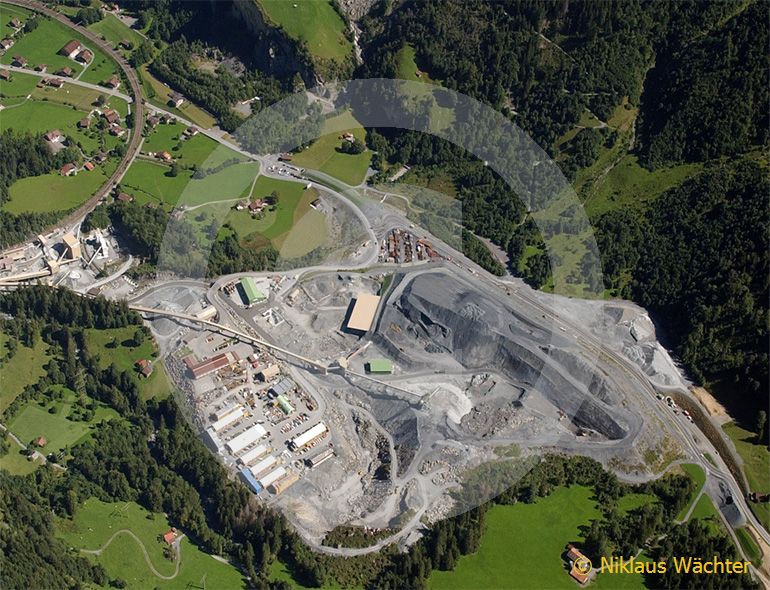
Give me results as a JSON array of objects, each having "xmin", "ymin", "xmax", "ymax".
[
  {"xmin": 57, "ymin": 497, "xmax": 247, "ymax": 589},
  {"xmin": 428, "ymin": 485, "xmax": 600, "ymax": 590}
]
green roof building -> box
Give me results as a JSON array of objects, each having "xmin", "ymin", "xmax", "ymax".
[
  {"xmin": 240, "ymin": 277, "xmax": 266, "ymax": 305},
  {"xmin": 277, "ymin": 395, "xmax": 294, "ymax": 415},
  {"xmin": 366, "ymin": 359, "xmax": 393, "ymax": 374}
]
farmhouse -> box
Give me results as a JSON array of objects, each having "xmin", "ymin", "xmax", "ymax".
[
  {"xmin": 185, "ymin": 126, "xmax": 199, "ymax": 136},
  {"xmin": 34, "ymin": 436, "xmax": 47, "ymax": 447},
  {"xmin": 56, "ymin": 66, "xmax": 73, "ymax": 77},
  {"xmin": 109, "ymin": 125, "xmax": 126, "ymax": 137},
  {"xmin": 60, "ymin": 163, "xmax": 76, "ymax": 176},
  {"xmin": 0, "ymin": 68, "xmax": 10, "ymax": 81},
  {"xmin": 345, "ymin": 293, "xmax": 381, "ymax": 334},
  {"xmin": 135, "ymin": 359, "xmax": 153, "ymax": 377},
  {"xmin": 115, "ymin": 192, "xmax": 134, "ymax": 202},
  {"xmin": 162, "ymin": 528, "xmax": 177, "ymax": 545},
  {"xmin": 59, "ymin": 40, "xmax": 82, "ymax": 59},
  {"xmin": 104, "ymin": 75, "xmax": 120, "ymax": 89},
  {"xmin": 102, "ymin": 109, "xmax": 120, "ymax": 124},
  {"xmin": 34, "ymin": 63, "xmax": 46, "ymax": 72},
  {"xmin": 83, "ymin": 161, "xmax": 95, "ymax": 171},
  {"xmin": 11, "ymin": 55, "xmax": 26, "ymax": 67},
  {"xmin": 146, "ymin": 115, "xmax": 159, "ymax": 128},
  {"xmin": 75, "ymin": 49, "xmax": 92, "ymax": 63},
  {"xmin": 78, "ymin": 117, "xmax": 91, "ymax": 129},
  {"xmin": 248, "ymin": 199, "xmax": 266, "ymax": 214},
  {"xmin": 9, "ymin": 17, "xmax": 21, "ymax": 29},
  {"xmin": 168, "ymin": 91, "xmax": 185, "ymax": 108},
  {"xmin": 565, "ymin": 544, "xmax": 591, "ymax": 585},
  {"xmin": 157, "ymin": 150, "xmax": 172, "ymax": 162},
  {"xmin": 44, "ymin": 129, "xmax": 62, "ymax": 143},
  {"xmin": 46, "ymin": 77, "xmax": 64, "ymax": 88},
  {"xmin": 1, "ymin": 38, "xmax": 14, "ymax": 50}
]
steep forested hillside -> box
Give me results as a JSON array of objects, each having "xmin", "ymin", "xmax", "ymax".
[
  {"xmin": 638, "ymin": 2, "xmax": 769, "ymax": 167},
  {"xmin": 358, "ymin": 0, "xmax": 768, "ymax": 412}
]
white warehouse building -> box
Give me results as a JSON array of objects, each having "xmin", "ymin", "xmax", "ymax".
[
  {"xmin": 226, "ymin": 423, "xmax": 267, "ymax": 454},
  {"xmin": 289, "ymin": 422, "xmax": 328, "ymax": 450},
  {"xmin": 211, "ymin": 406, "xmax": 244, "ymax": 432},
  {"xmin": 258, "ymin": 466, "xmax": 287, "ymax": 488},
  {"xmin": 250, "ymin": 454, "xmax": 277, "ymax": 477},
  {"xmin": 239, "ymin": 444, "xmax": 268, "ymax": 466}
]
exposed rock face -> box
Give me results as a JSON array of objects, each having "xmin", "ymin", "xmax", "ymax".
[
  {"xmin": 374, "ymin": 271, "xmax": 630, "ymax": 441},
  {"xmin": 230, "ymin": 0, "xmax": 318, "ymax": 86}
]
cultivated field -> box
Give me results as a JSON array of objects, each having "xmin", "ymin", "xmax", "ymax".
[
  {"xmin": 7, "ymin": 386, "xmax": 118, "ymax": 454},
  {"xmin": 257, "ymin": 0, "xmax": 352, "ymax": 61},
  {"xmin": 88, "ymin": 13, "xmax": 145, "ymax": 55},
  {"xmin": 428, "ymin": 486, "xmax": 600, "ymax": 589},
  {"xmin": 56, "ymin": 498, "xmax": 246, "ymax": 589},
  {"xmin": 292, "ymin": 111, "xmax": 371, "ymax": 185},
  {"xmin": 5, "ymin": 160, "xmax": 118, "ymax": 214},
  {"xmin": 121, "ymin": 159, "xmax": 259, "ymax": 210}
]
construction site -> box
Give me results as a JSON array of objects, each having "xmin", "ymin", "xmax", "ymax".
[{"xmin": 128, "ymin": 259, "xmax": 691, "ymax": 550}]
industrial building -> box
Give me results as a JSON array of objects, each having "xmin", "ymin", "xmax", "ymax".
[
  {"xmin": 210, "ymin": 405, "xmax": 244, "ymax": 432},
  {"xmin": 250, "ymin": 454, "xmax": 277, "ymax": 477},
  {"xmin": 277, "ymin": 395, "xmax": 294, "ymax": 415},
  {"xmin": 270, "ymin": 378, "xmax": 294, "ymax": 397},
  {"xmin": 366, "ymin": 359, "xmax": 393, "ymax": 374},
  {"xmin": 289, "ymin": 422, "xmax": 328, "ymax": 450},
  {"xmin": 239, "ymin": 444, "xmax": 268, "ymax": 466},
  {"xmin": 306, "ymin": 448, "xmax": 335, "ymax": 468},
  {"xmin": 62, "ymin": 233, "xmax": 81, "ymax": 259},
  {"xmin": 204, "ymin": 428, "xmax": 224, "ymax": 453},
  {"xmin": 195, "ymin": 306, "xmax": 217, "ymax": 321},
  {"xmin": 185, "ymin": 352, "xmax": 238, "ymax": 379},
  {"xmin": 346, "ymin": 293, "xmax": 381, "ymax": 333},
  {"xmin": 270, "ymin": 472, "xmax": 299, "ymax": 495},
  {"xmin": 259, "ymin": 365, "xmax": 280, "ymax": 381},
  {"xmin": 240, "ymin": 276, "xmax": 266, "ymax": 306},
  {"xmin": 240, "ymin": 468, "xmax": 263, "ymax": 494},
  {"xmin": 226, "ymin": 423, "xmax": 267, "ymax": 454},
  {"xmin": 258, "ymin": 466, "xmax": 287, "ymax": 488}
]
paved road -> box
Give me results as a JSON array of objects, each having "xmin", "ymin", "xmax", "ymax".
[
  {"xmin": 3, "ymin": 63, "xmax": 133, "ymax": 102},
  {"xmin": 3, "ymin": 0, "xmax": 144, "ymax": 247}
]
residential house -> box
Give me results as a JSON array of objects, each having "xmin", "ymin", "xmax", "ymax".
[
  {"xmin": 11, "ymin": 55, "xmax": 26, "ymax": 67},
  {"xmin": 78, "ymin": 117, "xmax": 91, "ymax": 129},
  {"xmin": 109, "ymin": 125, "xmax": 126, "ymax": 137},
  {"xmin": 0, "ymin": 38, "xmax": 14, "ymax": 50},
  {"xmin": 0, "ymin": 68, "xmax": 10, "ymax": 81},
  {"xmin": 59, "ymin": 39, "xmax": 82, "ymax": 59},
  {"xmin": 157, "ymin": 151, "xmax": 172, "ymax": 162},
  {"xmin": 60, "ymin": 163, "xmax": 76, "ymax": 176},
  {"xmin": 104, "ymin": 74, "xmax": 120, "ymax": 89},
  {"xmin": 75, "ymin": 49, "xmax": 92, "ymax": 63},
  {"xmin": 9, "ymin": 18, "xmax": 22, "ymax": 29},
  {"xmin": 146, "ymin": 115, "xmax": 160, "ymax": 128},
  {"xmin": 44, "ymin": 129, "xmax": 62, "ymax": 143},
  {"xmin": 168, "ymin": 91, "xmax": 184, "ymax": 108},
  {"xmin": 102, "ymin": 109, "xmax": 120, "ymax": 124},
  {"xmin": 83, "ymin": 161, "xmax": 95, "ymax": 171},
  {"xmin": 56, "ymin": 66, "xmax": 73, "ymax": 77},
  {"xmin": 34, "ymin": 63, "xmax": 46, "ymax": 73},
  {"xmin": 116, "ymin": 192, "xmax": 134, "ymax": 202},
  {"xmin": 46, "ymin": 77, "xmax": 64, "ymax": 88}
]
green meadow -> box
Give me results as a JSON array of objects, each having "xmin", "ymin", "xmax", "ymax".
[
  {"xmin": 257, "ymin": 0, "xmax": 352, "ymax": 61},
  {"xmin": 292, "ymin": 110, "xmax": 371, "ymax": 185},
  {"xmin": 428, "ymin": 486, "xmax": 601, "ymax": 590},
  {"xmin": 56, "ymin": 497, "xmax": 247, "ymax": 589}
]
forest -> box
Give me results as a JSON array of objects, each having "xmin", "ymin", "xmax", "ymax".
[{"xmin": 0, "ymin": 287, "xmax": 757, "ymax": 590}]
